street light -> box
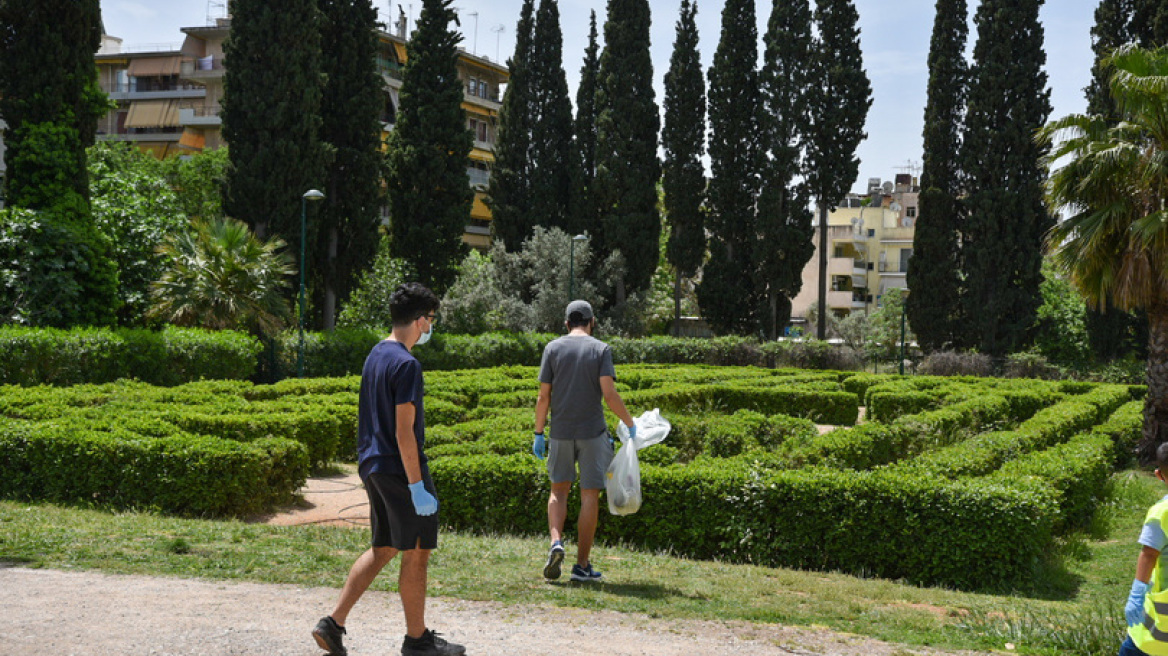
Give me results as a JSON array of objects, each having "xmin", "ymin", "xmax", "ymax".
[
  {"xmin": 569, "ymin": 234, "xmax": 588, "ymax": 302},
  {"xmin": 298, "ymin": 189, "xmax": 326, "ymax": 378},
  {"xmin": 899, "ymin": 289, "xmax": 909, "ymax": 375}
]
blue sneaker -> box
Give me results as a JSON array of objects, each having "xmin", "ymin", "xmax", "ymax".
[
  {"xmin": 543, "ymin": 542, "xmax": 565, "ymax": 580},
  {"xmin": 570, "ymin": 562, "xmax": 603, "ymax": 582}
]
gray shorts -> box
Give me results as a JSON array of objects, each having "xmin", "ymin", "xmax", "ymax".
[{"xmin": 547, "ymin": 434, "xmax": 614, "ymax": 489}]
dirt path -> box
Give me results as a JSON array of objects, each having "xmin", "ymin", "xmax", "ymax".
[
  {"xmin": 0, "ymin": 566, "xmax": 991, "ymax": 656},
  {"xmin": 1, "ymin": 464, "xmax": 994, "ymax": 656}
]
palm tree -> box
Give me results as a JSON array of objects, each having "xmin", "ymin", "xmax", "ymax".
[
  {"xmin": 149, "ymin": 217, "xmax": 295, "ymax": 335},
  {"xmin": 1039, "ymin": 44, "xmax": 1168, "ymax": 463}
]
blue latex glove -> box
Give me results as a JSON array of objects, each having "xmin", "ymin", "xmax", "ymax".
[
  {"xmin": 408, "ymin": 481, "xmax": 438, "ymax": 516},
  {"xmin": 627, "ymin": 422, "xmax": 637, "ymax": 443},
  {"xmin": 532, "ymin": 432, "xmax": 546, "ymax": 459},
  {"xmin": 1128, "ymin": 579, "xmax": 1150, "ymax": 627}
]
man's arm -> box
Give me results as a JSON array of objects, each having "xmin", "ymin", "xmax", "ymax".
[
  {"xmin": 535, "ymin": 382, "xmax": 552, "ymax": 434},
  {"xmin": 1137, "ymin": 545, "xmax": 1160, "ymax": 583},
  {"xmin": 395, "ymin": 401, "xmax": 423, "ymax": 484},
  {"xmin": 600, "ymin": 376, "xmax": 634, "ymax": 428}
]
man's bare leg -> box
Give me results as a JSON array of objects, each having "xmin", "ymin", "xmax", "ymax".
[
  {"xmin": 330, "ymin": 546, "xmax": 397, "ymax": 626},
  {"xmin": 547, "ymin": 481, "xmax": 572, "ymax": 544},
  {"xmin": 576, "ymin": 488, "xmax": 600, "ymax": 566},
  {"xmin": 400, "ymin": 547, "xmax": 431, "ymax": 639}
]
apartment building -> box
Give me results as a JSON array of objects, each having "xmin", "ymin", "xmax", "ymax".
[
  {"xmin": 94, "ymin": 31, "xmax": 208, "ymax": 158},
  {"xmin": 790, "ymin": 173, "xmax": 920, "ymax": 323},
  {"xmin": 93, "ymin": 12, "xmax": 507, "ymax": 248}
]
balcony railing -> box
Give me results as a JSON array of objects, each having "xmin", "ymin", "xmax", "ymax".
[{"xmin": 467, "ymin": 167, "xmax": 490, "ymax": 187}]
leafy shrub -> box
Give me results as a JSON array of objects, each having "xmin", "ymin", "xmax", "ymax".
[
  {"xmin": 0, "ymin": 326, "xmax": 260, "ymax": 386},
  {"xmin": 918, "ymin": 351, "xmax": 994, "ymax": 377},
  {"xmin": 0, "ymin": 420, "xmax": 307, "ymax": 516},
  {"xmin": 431, "ymin": 454, "xmax": 1059, "ymax": 590}
]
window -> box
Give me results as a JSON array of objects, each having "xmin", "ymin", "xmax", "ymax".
[
  {"xmin": 906, "ymin": 206, "xmax": 917, "ymax": 218},
  {"xmin": 479, "ymin": 81, "xmax": 489, "ymax": 98},
  {"xmin": 899, "ymin": 248, "xmax": 913, "ymax": 273},
  {"xmin": 468, "ymin": 118, "xmax": 488, "ymax": 143},
  {"xmin": 468, "ymin": 78, "xmax": 478, "ymax": 96}
]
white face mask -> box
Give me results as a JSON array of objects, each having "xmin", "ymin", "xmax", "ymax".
[{"xmin": 416, "ymin": 319, "xmax": 433, "ymax": 345}]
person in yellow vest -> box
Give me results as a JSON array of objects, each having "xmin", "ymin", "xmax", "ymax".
[{"xmin": 1124, "ymin": 443, "xmax": 1168, "ymax": 656}]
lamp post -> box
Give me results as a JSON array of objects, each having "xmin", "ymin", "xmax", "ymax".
[
  {"xmin": 568, "ymin": 234, "xmax": 588, "ymax": 301},
  {"xmin": 899, "ymin": 290, "xmax": 909, "ymax": 375},
  {"xmin": 298, "ymin": 189, "xmax": 326, "ymax": 378}
]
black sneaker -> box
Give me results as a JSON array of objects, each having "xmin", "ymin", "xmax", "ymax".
[
  {"xmin": 312, "ymin": 616, "xmax": 347, "ymax": 655},
  {"xmin": 570, "ymin": 562, "xmax": 603, "ymax": 582},
  {"xmin": 543, "ymin": 542, "xmax": 565, "ymax": 580},
  {"xmin": 401, "ymin": 628, "xmax": 465, "ymax": 656}
]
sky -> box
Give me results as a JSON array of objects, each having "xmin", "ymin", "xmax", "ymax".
[{"xmin": 102, "ymin": 0, "xmax": 1100, "ymax": 194}]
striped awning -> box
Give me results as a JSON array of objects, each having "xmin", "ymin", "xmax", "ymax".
[
  {"xmin": 124, "ymin": 100, "xmax": 180, "ymax": 128},
  {"xmin": 127, "ymin": 55, "xmax": 182, "ymax": 77}
]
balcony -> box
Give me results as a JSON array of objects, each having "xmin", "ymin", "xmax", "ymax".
[
  {"xmin": 826, "ymin": 290, "xmax": 854, "ymax": 310},
  {"xmin": 827, "ymin": 256, "xmax": 855, "ymax": 276},
  {"xmin": 180, "ymin": 56, "xmax": 226, "ymax": 79},
  {"xmin": 179, "ymin": 104, "xmax": 221, "ymax": 127},
  {"xmin": 466, "ymin": 166, "xmax": 489, "ymax": 188},
  {"xmin": 880, "ymin": 226, "xmax": 914, "ymax": 243}
]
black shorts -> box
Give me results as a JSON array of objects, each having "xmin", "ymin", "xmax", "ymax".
[{"xmin": 364, "ymin": 471, "xmax": 439, "ymax": 550}]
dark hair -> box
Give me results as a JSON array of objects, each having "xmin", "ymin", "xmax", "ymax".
[
  {"xmin": 1158, "ymin": 442, "xmax": 1168, "ymax": 472},
  {"xmin": 390, "ymin": 282, "xmax": 439, "ymax": 327},
  {"xmin": 567, "ymin": 316, "xmax": 594, "ymax": 330}
]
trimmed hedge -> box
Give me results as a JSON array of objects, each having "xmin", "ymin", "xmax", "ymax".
[
  {"xmin": 0, "ymin": 418, "xmax": 308, "ymax": 516},
  {"xmin": 0, "ymin": 326, "xmax": 260, "ymax": 386},
  {"xmin": 431, "ymin": 454, "xmax": 1058, "ymax": 589}
]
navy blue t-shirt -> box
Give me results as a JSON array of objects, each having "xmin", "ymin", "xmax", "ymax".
[{"xmin": 357, "ymin": 339, "xmax": 427, "ymax": 479}]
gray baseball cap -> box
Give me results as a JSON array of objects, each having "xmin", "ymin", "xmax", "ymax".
[{"xmin": 565, "ymin": 300, "xmax": 594, "ymax": 322}]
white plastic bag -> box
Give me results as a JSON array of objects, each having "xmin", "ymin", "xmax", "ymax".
[{"xmin": 606, "ymin": 408, "xmax": 671, "ymax": 516}]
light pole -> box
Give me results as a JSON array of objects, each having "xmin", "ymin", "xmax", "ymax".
[
  {"xmin": 298, "ymin": 189, "xmax": 326, "ymax": 378},
  {"xmin": 899, "ymin": 290, "xmax": 909, "ymax": 375},
  {"xmin": 569, "ymin": 234, "xmax": 588, "ymax": 302}
]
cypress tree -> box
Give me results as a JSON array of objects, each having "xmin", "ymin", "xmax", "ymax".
[
  {"xmin": 906, "ymin": 0, "xmax": 967, "ymax": 351},
  {"xmin": 573, "ymin": 11, "xmax": 601, "ymax": 237},
  {"xmin": 222, "ymin": 0, "xmax": 328, "ymax": 246},
  {"xmin": 662, "ymin": 0, "xmax": 706, "ymax": 336},
  {"xmin": 315, "ymin": 0, "xmax": 384, "ymax": 329},
  {"xmin": 804, "ymin": 0, "xmax": 872, "ymax": 340},
  {"xmin": 487, "ymin": 0, "xmax": 536, "ymax": 251},
  {"xmin": 1132, "ymin": 0, "xmax": 1168, "ymax": 45},
  {"xmin": 756, "ymin": 0, "xmax": 815, "ymax": 340},
  {"xmin": 0, "ymin": 0, "xmax": 119, "ymax": 326},
  {"xmin": 527, "ymin": 0, "xmax": 579, "ymax": 234},
  {"xmin": 385, "ymin": 0, "xmax": 474, "ymax": 294},
  {"xmin": 697, "ymin": 0, "xmax": 762, "ymax": 335},
  {"xmin": 592, "ymin": 0, "xmax": 661, "ymax": 303},
  {"xmin": 959, "ymin": 0, "xmax": 1051, "ymax": 357}
]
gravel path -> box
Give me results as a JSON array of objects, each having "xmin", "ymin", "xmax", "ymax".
[{"xmin": 0, "ymin": 566, "xmax": 992, "ymax": 656}]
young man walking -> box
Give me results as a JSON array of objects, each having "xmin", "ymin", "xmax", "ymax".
[
  {"xmin": 533, "ymin": 300, "xmax": 636, "ymax": 582},
  {"xmin": 312, "ymin": 283, "xmax": 464, "ymax": 656}
]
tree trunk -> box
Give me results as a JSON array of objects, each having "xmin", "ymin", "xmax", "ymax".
[
  {"xmin": 673, "ymin": 270, "xmax": 681, "ymax": 337},
  {"xmin": 769, "ymin": 291, "xmax": 778, "ymax": 341},
  {"xmin": 1141, "ymin": 302, "xmax": 1168, "ymax": 465},
  {"xmin": 323, "ymin": 226, "xmax": 339, "ymax": 331},
  {"xmin": 817, "ymin": 204, "xmax": 828, "ymax": 340}
]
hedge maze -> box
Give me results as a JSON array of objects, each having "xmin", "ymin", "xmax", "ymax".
[{"xmin": 0, "ymin": 365, "xmax": 1144, "ymax": 590}]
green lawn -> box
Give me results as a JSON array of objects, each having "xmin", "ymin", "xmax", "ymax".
[{"xmin": 1, "ymin": 468, "xmax": 1158, "ymax": 656}]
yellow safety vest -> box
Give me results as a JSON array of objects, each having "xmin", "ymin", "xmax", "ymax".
[{"xmin": 1132, "ymin": 498, "xmax": 1168, "ymax": 655}]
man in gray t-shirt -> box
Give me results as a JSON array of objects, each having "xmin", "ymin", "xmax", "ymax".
[{"xmin": 533, "ymin": 300, "xmax": 635, "ymax": 583}]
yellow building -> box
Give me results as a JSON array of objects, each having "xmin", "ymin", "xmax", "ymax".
[
  {"xmin": 94, "ymin": 14, "xmax": 508, "ymax": 248},
  {"xmin": 790, "ymin": 174, "xmax": 919, "ymax": 322}
]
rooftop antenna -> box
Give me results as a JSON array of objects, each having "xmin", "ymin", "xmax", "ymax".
[
  {"xmin": 206, "ymin": 0, "xmax": 226, "ymax": 25},
  {"xmin": 895, "ymin": 159, "xmax": 922, "ymax": 177},
  {"xmin": 492, "ymin": 24, "xmax": 505, "ymax": 62},
  {"xmin": 469, "ymin": 11, "xmax": 479, "ymax": 55}
]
